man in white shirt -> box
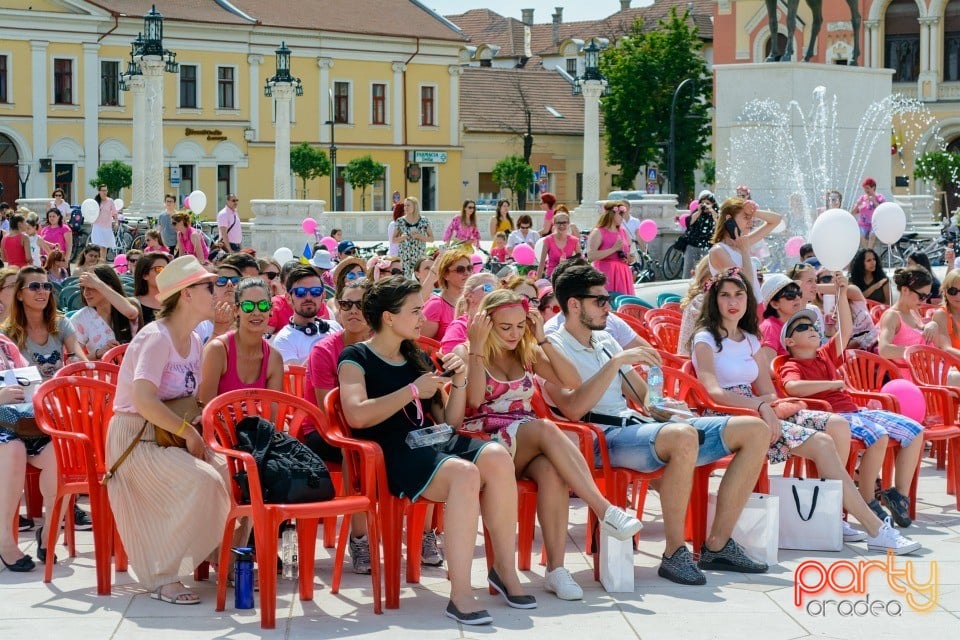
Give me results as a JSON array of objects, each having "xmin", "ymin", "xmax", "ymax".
[
  {"xmin": 217, "ymin": 194, "xmax": 243, "ymax": 252},
  {"xmin": 272, "ymin": 265, "xmax": 341, "ymax": 364},
  {"xmin": 542, "ymin": 264, "xmax": 769, "ymax": 585}
]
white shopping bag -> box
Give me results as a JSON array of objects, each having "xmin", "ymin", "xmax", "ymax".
[
  {"xmin": 599, "ymin": 533, "xmax": 634, "ymax": 593},
  {"xmin": 769, "ymin": 477, "xmax": 843, "ymax": 551},
  {"xmin": 706, "ymin": 492, "xmax": 779, "ymax": 565},
  {"xmin": 1, "ymin": 366, "xmax": 43, "ymax": 402}
]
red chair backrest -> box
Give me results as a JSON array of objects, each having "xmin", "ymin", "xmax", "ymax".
[
  {"xmin": 100, "ymin": 343, "xmax": 128, "ymax": 366},
  {"xmin": 650, "ymin": 323, "xmax": 680, "ymax": 353},
  {"xmin": 662, "ymin": 301, "xmax": 681, "ymax": 313},
  {"xmin": 324, "ymin": 388, "xmax": 389, "ymax": 497},
  {"xmin": 417, "ymin": 336, "xmax": 444, "ymax": 368},
  {"xmin": 869, "ymin": 305, "xmax": 889, "ymax": 326},
  {"xmin": 616, "ymin": 304, "xmax": 648, "ymax": 322},
  {"xmin": 283, "ymin": 364, "xmax": 307, "ymax": 397},
  {"xmin": 646, "ymin": 308, "xmax": 682, "ymax": 325},
  {"xmin": 841, "ymin": 349, "xmax": 900, "ymax": 392},
  {"xmin": 661, "ymin": 365, "xmax": 712, "ymax": 412},
  {"xmin": 657, "ymin": 350, "xmax": 689, "ymax": 370},
  {"xmin": 614, "ymin": 312, "xmax": 655, "ymax": 344},
  {"xmin": 54, "ymin": 361, "xmax": 121, "ymax": 385},
  {"xmin": 770, "ymin": 354, "xmax": 790, "ymax": 397},
  {"xmin": 904, "ymin": 344, "xmax": 960, "ymax": 387}
]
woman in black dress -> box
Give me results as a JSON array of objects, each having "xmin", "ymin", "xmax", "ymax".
[{"xmin": 338, "ymin": 276, "xmax": 532, "ymax": 626}]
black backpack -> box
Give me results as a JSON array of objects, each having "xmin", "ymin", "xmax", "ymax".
[
  {"xmin": 233, "ymin": 416, "xmax": 334, "ymax": 504},
  {"xmin": 68, "ymin": 206, "xmax": 85, "ymax": 233}
]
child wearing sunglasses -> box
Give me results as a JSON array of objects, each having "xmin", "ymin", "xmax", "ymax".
[{"xmin": 758, "ymin": 273, "xmax": 806, "ymax": 359}]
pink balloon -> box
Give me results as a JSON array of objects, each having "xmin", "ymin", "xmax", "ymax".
[
  {"xmin": 512, "ymin": 243, "xmax": 536, "ymax": 266},
  {"xmin": 183, "ymin": 196, "xmax": 190, "ymax": 210},
  {"xmin": 320, "ymin": 236, "xmax": 337, "ymax": 253},
  {"xmin": 471, "ymin": 254, "xmax": 484, "ymax": 274},
  {"xmin": 689, "ymin": 200, "xmax": 699, "ymax": 212},
  {"xmin": 301, "ymin": 218, "xmax": 318, "ymax": 234},
  {"xmin": 880, "ymin": 379, "xmax": 926, "ymax": 423},
  {"xmin": 638, "ymin": 219, "xmax": 658, "ymax": 243},
  {"xmin": 785, "ymin": 235, "xmax": 806, "ymax": 258},
  {"xmin": 678, "ymin": 213, "xmax": 690, "ymax": 230}
]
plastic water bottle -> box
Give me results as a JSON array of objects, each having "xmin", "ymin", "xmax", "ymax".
[
  {"xmin": 647, "ymin": 365, "xmax": 664, "ymax": 406},
  {"xmin": 232, "ymin": 547, "xmax": 255, "ymax": 609},
  {"xmin": 281, "ymin": 523, "xmax": 298, "ymax": 580}
]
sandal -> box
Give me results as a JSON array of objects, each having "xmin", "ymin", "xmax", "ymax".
[{"xmin": 151, "ymin": 583, "xmax": 201, "ymax": 605}]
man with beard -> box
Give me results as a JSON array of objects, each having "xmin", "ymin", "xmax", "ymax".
[
  {"xmin": 272, "ymin": 265, "xmax": 341, "ymax": 364},
  {"xmin": 540, "ymin": 264, "xmax": 769, "ymax": 586}
]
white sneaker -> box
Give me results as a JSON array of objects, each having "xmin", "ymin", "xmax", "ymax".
[
  {"xmin": 600, "ymin": 505, "xmax": 643, "ymax": 541},
  {"xmin": 866, "ymin": 517, "xmax": 921, "ymax": 555},
  {"xmin": 842, "ymin": 519, "xmax": 867, "ymax": 542},
  {"xmin": 545, "ymin": 567, "xmax": 583, "ymax": 601}
]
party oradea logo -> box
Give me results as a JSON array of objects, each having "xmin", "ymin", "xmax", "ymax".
[{"xmin": 794, "ymin": 552, "xmax": 938, "ymax": 616}]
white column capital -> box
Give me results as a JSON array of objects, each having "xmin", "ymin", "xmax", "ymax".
[
  {"xmin": 448, "ymin": 64, "xmax": 463, "ymax": 77},
  {"xmin": 30, "ymin": 40, "xmax": 49, "ymax": 51},
  {"xmin": 580, "ymin": 79, "xmax": 606, "ymax": 99},
  {"xmin": 317, "ymin": 57, "xmax": 334, "ymax": 69},
  {"xmin": 863, "ymin": 19, "xmax": 880, "ymax": 30},
  {"xmin": 392, "ymin": 61, "xmax": 407, "ymax": 74},
  {"xmin": 248, "ymin": 54, "xmax": 264, "ymax": 66},
  {"xmin": 82, "ymin": 41, "xmax": 100, "ymax": 53},
  {"xmin": 128, "ymin": 74, "xmax": 146, "ymax": 92},
  {"xmin": 919, "ymin": 16, "xmax": 940, "ymax": 26},
  {"xmin": 269, "ymin": 83, "xmax": 297, "ymax": 101},
  {"xmin": 138, "ymin": 56, "xmax": 166, "ymax": 76}
]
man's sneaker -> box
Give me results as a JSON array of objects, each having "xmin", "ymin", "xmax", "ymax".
[
  {"xmin": 879, "ymin": 487, "xmax": 912, "ymax": 528},
  {"xmin": 866, "ymin": 517, "xmax": 921, "ymax": 555},
  {"xmin": 545, "ymin": 567, "xmax": 583, "ymax": 600},
  {"xmin": 349, "ymin": 535, "xmax": 371, "ymax": 574},
  {"xmin": 842, "ymin": 519, "xmax": 867, "ymax": 542},
  {"xmin": 18, "ymin": 515, "xmax": 33, "ymax": 532},
  {"xmin": 658, "ymin": 546, "xmax": 705, "ymax": 585},
  {"xmin": 600, "ymin": 505, "xmax": 642, "ymax": 541},
  {"xmin": 698, "ymin": 538, "xmax": 768, "ymax": 574},
  {"xmin": 867, "ymin": 499, "xmax": 889, "ymax": 522},
  {"xmin": 73, "ymin": 506, "xmax": 93, "ymax": 531},
  {"xmin": 421, "ymin": 530, "xmax": 443, "ymax": 566}
]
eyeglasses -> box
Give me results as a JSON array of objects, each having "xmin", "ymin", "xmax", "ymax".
[
  {"xmin": 519, "ymin": 226, "xmax": 531, "ymax": 230},
  {"xmin": 524, "ymin": 295, "xmax": 540, "ymax": 306},
  {"xmin": 262, "ymin": 271, "xmax": 279, "ymax": 281},
  {"xmin": 228, "ymin": 199, "xmax": 238, "ymax": 203},
  {"xmin": 447, "ymin": 265, "xmax": 471, "ymax": 275},
  {"xmin": 338, "ymin": 299, "xmax": 363, "ymax": 311},
  {"xmin": 947, "ymin": 287, "xmax": 960, "ymax": 296},
  {"xmin": 774, "ymin": 287, "xmax": 802, "ymax": 301},
  {"xmin": 554, "ymin": 220, "xmax": 569, "ymax": 226},
  {"xmin": 910, "ymin": 288, "xmax": 931, "ymax": 302},
  {"xmin": 291, "ymin": 286, "xmax": 325, "ymax": 298},
  {"xmin": 390, "ymin": 268, "xmax": 404, "ymax": 275},
  {"xmin": 345, "ymin": 271, "xmax": 364, "ymax": 281},
  {"xmin": 788, "ymin": 322, "xmax": 820, "ymax": 338},
  {"xmin": 466, "ymin": 206, "xmax": 475, "ymax": 210},
  {"xmin": 151, "ymin": 265, "xmax": 165, "ymax": 274},
  {"xmin": 577, "ymin": 294, "xmax": 612, "ymax": 307},
  {"xmin": 23, "ymin": 282, "xmax": 53, "ymax": 292},
  {"xmin": 239, "ymin": 299, "xmax": 272, "ymax": 313},
  {"xmin": 215, "ymin": 275, "xmax": 242, "ymax": 287}
]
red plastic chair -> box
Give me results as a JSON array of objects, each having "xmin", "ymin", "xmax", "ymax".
[
  {"xmin": 645, "ymin": 308, "xmax": 682, "ymax": 325},
  {"xmin": 613, "ymin": 312, "xmax": 656, "ymax": 345},
  {"xmin": 662, "ymin": 301, "xmax": 682, "ymax": 313},
  {"xmin": 869, "ymin": 304, "xmax": 889, "ymax": 326},
  {"xmin": 100, "ymin": 343, "xmax": 128, "ymax": 366},
  {"xmin": 656, "ymin": 349, "xmax": 689, "ymax": 370},
  {"xmin": 283, "ymin": 364, "xmax": 307, "ymax": 397},
  {"xmin": 203, "ymin": 389, "xmax": 382, "ymax": 628},
  {"xmin": 615, "ymin": 303, "xmax": 649, "ymax": 323},
  {"xmin": 32, "ymin": 376, "xmax": 120, "ymax": 595},
  {"xmin": 650, "ymin": 323, "xmax": 680, "ymax": 353},
  {"xmin": 54, "ymin": 361, "xmax": 121, "ymax": 385},
  {"xmin": 416, "ymin": 336, "xmax": 444, "ymax": 367}
]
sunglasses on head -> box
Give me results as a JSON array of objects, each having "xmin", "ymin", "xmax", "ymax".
[
  {"xmin": 947, "ymin": 287, "xmax": 960, "ymax": 296},
  {"xmin": 788, "ymin": 322, "xmax": 820, "ymax": 338},
  {"xmin": 338, "ymin": 299, "xmax": 362, "ymax": 311},
  {"xmin": 774, "ymin": 287, "xmax": 802, "ymax": 301},
  {"xmin": 447, "ymin": 265, "xmax": 471, "ymax": 275},
  {"xmin": 578, "ymin": 294, "xmax": 612, "ymax": 307},
  {"xmin": 23, "ymin": 282, "xmax": 53, "ymax": 292},
  {"xmin": 291, "ymin": 286, "xmax": 324, "ymax": 298},
  {"xmin": 262, "ymin": 271, "xmax": 279, "ymax": 281},
  {"xmin": 239, "ymin": 299, "xmax": 272, "ymax": 313},
  {"xmin": 215, "ymin": 275, "xmax": 242, "ymax": 287}
]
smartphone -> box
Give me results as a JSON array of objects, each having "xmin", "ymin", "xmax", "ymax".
[
  {"xmin": 723, "ymin": 217, "xmax": 741, "ymax": 239},
  {"xmin": 438, "ymin": 368, "xmax": 457, "ymax": 378}
]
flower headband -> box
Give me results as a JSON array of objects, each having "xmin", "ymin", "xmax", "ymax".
[
  {"xmin": 614, "ymin": 205, "xmax": 628, "ymax": 213},
  {"xmin": 703, "ymin": 266, "xmax": 743, "ymax": 293}
]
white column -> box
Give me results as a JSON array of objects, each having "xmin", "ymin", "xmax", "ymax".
[
  {"xmin": 579, "ymin": 80, "xmax": 605, "ymax": 207},
  {"xmin": 392, "ymin": 62, "xmax": 405, "ymax": 146},
  {"xmin": 140, "ymin": 57, "xmax": 166, "ymax": 216},
  {"xmin": 271, "ymin": 83, "xmax": 295, "ymax": 199},
  {"xmin": 318, "ymin": 58, "xmax": 333, "ymax": 143},
  {"xmin": 864, "ymin": 20, "xmax": 879, "ymax": 68},
  {"xmin": 30, "ymin": 40, "xmax": 48, "ymax": 198},
  {"xmin": 247, "ymin": 55, "xmax": 263, "ymax": 141},
  {"xmin": 919, "ymin": 16, "xmax": 940, "ymax": 102},
  {"xmin": 129, "ymin": 75, "xmax": 146, "ymax": 213},
  {"xmin": 447, "ymin": 65, "xmax": 461, "ymax": 147},
  {"xmin": 82, "ymin": 43, "xmax": 100, "ymax": 189}
]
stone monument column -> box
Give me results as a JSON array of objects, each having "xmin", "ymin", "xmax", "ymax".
[
  {"xmin": 140, "ymin": 57, "xmax": 166, "ymax": 217},
  {"xmin": 579, "ymin": 80, "xmax": 605, "ymax": 209},
  {"xmin": 128, "ymin": 75, "xmax": 147, "ymax": 213},
  {"xmin": 271, "ymin": 83, "xmax": 295, "ymax": 199}
]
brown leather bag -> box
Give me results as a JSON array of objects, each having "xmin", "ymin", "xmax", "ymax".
[{"xmin": 153, "ymin": 396, "xmax": 203, "ymax": 448}]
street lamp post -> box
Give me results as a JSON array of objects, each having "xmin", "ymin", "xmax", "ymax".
[
  {"xmin": 119, "ymin": 6, "xmax": 178, "ymax": 216},
  {"xmin": 324, "ymin": 89, "xmax": 337, "ymax": 211},
  {"xmin": 667, "ymin": 78, "xmax": 698, "ymax": 199},
  {"xmin": 573, "ymin": 40, "xmax": 608, "ymax": 209},
  {"xmin": 263, "ymin": 42, "xmax": 303, "ymax": 199}
]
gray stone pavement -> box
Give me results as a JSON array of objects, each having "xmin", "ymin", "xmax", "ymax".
[{"xmin": 1, "ymin": 457, "xmax": 958, "ymax": 639}]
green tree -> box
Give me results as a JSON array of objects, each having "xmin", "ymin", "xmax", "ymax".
[
  {"xmin": 599, "ymin": 8, "xmax": 711, "ymax": 200},
  {"xmin": 88, "ymin": 160, "xmax": 133, "ymax": 198},
  {"xmin": 914, "ymin": 150, "xmax": 960, "ymax": 193},
  {"xmin": 342, "ymin": 155, "xmax": 385, "ymax": 210},
  {"xmin": 492, "ymin": 155, "xmax": 534, "ymax": 209},
  {"xmin": 290, "ymin": 142, "xmax": 331, "ymax": 198}
]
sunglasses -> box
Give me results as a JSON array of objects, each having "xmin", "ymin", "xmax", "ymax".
[
  {"xmin": 262, "ymin": 271, "xmax": 279, "ymax": 281},
  {"xmin": 554, "ymin": 220, "xmax": 569, "ymax": 226},
  {"xmin": 946, "ymin": 287, "xmax": 960, "ymax": 296},
  {"xmin": 215, "ymin": 276, "xmax": 242, "ymax": 287},
  {"xmin": 291, "ymin": 286, "xmax": 325, "ymax": 298},
  {"xmin": 910, "ymin": 288, "xmax": 931, "ymax": 302},
  {"xmin": 788, "ymin": 322, "xmax": 820, "ymax": 338},
  {"xmin": 578, "ymin": 294, "xmax": 612, "ymax": 307},
  {"xmin": 817, "ymin": 275, "xmax": 833, "ymax": 284},
  {"xmin": 774, "ymin": 287, "xmax": 802, "ymax": 301},
  {"xmin": 342, "ymin": 248, "xmax": 357, "ymax": 256},
  {"xmin": 389, "ymin": 268, "xmax": 404, "ymax": 275},
  {"xmin": 338, "ymin": 299, "xmax": 362, "ymax": 311},
  {"xmin": 239, "ymin": 299, "xmax": 272, "ymax": 313},
  {"xmin": 447, "ymin": 265, "xmax": 471, "ymax": 275},
  {"xmin": 23, "ymin": 282, "xmax": 54, "ymax": 292},
  {"xmin": 151, "ymin": 265, "xmax": 165, "ymax": 274},
  {"xmin": 472, "ymin": 283, "xmax": 494, "ymax": 294},
  {"xmin": 345, "ymin": 271, "xmax": 364, "ymax": 281},
  {"xmin": 189, "ymin": 282, "xmax": 215, "ymax": 295},
  {"xmin": 519, "ymin": 226, "xmax": 531, "ymax": 230}
]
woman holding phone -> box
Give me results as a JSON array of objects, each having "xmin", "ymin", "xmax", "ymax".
[{"xmin": 708, "ymin": 197, "xmax": 782, "ymax": 302}]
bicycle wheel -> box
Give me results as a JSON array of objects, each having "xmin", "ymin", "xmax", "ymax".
[
  {"xmin": 72, "ymin": 230, "xmax": 89, "ymax": 257},
  {"xmin": 876, "ymin": 244, "xmax": 905, "ymax": 269},
  {"xmin": 661, "ymin": 245, "xmax": 685, "ymax": 280}
]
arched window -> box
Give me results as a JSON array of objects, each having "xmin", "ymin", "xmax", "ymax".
[
  {"xmin": 884, "ymin": 0, "xmax": 921, "ymax": 83},
  {"xmin": 764, "ymin": 33, "xmax": 789, "ymax": 60},
  {"xmin": 945, "ymin": 1, "xmax": 960, "ymax": 81}
]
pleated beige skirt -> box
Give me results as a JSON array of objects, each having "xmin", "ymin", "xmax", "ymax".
[{"xmin": 106, "ymin": 412, "xmax": 230, "ymax": 590}]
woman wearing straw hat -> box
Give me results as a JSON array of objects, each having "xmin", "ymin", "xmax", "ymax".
[{"xmin": 105, "ymin": 256, "xmax": 230, "ymax": 605}]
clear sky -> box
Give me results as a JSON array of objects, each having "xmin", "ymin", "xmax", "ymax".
[{"xmin": 424, "ymin": 0, "xmax": 653, "ymax": 23}]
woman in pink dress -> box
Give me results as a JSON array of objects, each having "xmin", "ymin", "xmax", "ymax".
[
  {"xmin": 586, "ymin": 201, "xmax": 634, "ymax": 296},
  {"xmin": 851, "ymin": 177, "xmax": 885, "ymax": 250},
  {"xmin": 90, "ymin": 184, "xmax": 117, "ymax": 262},
  {"xmin": 536, "ymin": 210, "xmax": 580, "ymax": 280},
  {"xmin": 442, "ymin": 200, "xmax": 482, "ymax": 248},
  {"xmin": 40, "ymin": 208, "xmax": 73, "ymax": 263}
]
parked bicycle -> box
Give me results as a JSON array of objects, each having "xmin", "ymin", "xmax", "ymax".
[{"xmin": 877, "ymin": 224, "xmax": 955, "ymax": 268}]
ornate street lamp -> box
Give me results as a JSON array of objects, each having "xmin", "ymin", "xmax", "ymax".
[
  {"xmin": 141, "ymin": 5, "xmax": 178, "ymax": 71},
  {"xmin": 573, "ymin": 40, "xmax": 609, "ymax": 96},
  {"xmin": 264, "ymin": 42, "xmax": 303, "ymax": 97},
  {"xmin": 263, "ymin": 42, "xmax": 304, "ymax": 199},
  {"xmin": 118, "ymin": 34, "xmax": 143, "ymax": 92}
]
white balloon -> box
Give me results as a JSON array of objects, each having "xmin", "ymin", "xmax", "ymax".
[
  {"xmin": 81, "ymin": 198, "xmax": 99, "ymax": 223},
  {"xmin": 114, "ymin": 198, "xmax": 124, "ymax": 211},
  {"xmin": 810, "ymin": 208, "xmax": 860, "ymax": 271},
  {"xmin": 273, "ymin": 247, "xmax": 294, "ymax": 264},
  {"xmin": 188, "ymin": 190, "xmax": 208, "ymax": 215},
  {"xmin": 872, "ymin": 201, "xmax": 906, "ymax": 245}
]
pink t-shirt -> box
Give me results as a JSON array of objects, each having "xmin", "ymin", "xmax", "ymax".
[
  {"xmin": 95, "ymin": 198, "xmax": 116, "ymax": 229},
  {"xmin": 40, "ymin": 225, "xmax": 70, "ymax": 254},
  {"xmin": 302, "ymin": 331, "xmax": 346, "ymax": 436},
  {"xmin": 442, "ymin": 216, "xmax": 481, "ymax": 246},
  {"xmin": 113, "ymin": 322, "xmax": 203, "ymax": 413},
  {"xmin": 0, "ymin": 335, "xmax": 29, "ymax": 370},
  {"xmin": 423, "ymin": 294, "xmax": 456, "ymax": 339},
  {"xmin": 759, "ymin": 315, "xmax": 787, "ymax": 357},
  {"xmin": 440, "ymin": 314, "xmax": 469, "ymax": 353}
]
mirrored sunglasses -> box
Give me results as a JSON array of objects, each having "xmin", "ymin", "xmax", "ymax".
[
  {"xmin": 215, "ymin": 276, "xmax": 242, "ymax": 287},
  {"xmin": 239, "ymin": 299, "xmax": 272, "ymax": 313},
  {"xmin": 291, "ymin": 286, "xmax": 324, "ymax": 298},
  {"xmin": 23, "ymin": 282, "xmax": 53, "ymax": 292}
]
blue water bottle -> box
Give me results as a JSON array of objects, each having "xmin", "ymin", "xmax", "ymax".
[
  {"xmin": 647, "ymin": 364, "xmax": 664, "ymax": 406},
  {"xmin": 233, "ymin": 546, "xmax": 255, "ymax": 609}
]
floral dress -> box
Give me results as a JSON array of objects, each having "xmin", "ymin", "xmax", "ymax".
[
  {"xmin": 463, "ymin": 369, "xmax": 537, "ymax": 456},
  {"xmin": 396, "ymin": 215, "xmax": 431, "ymax": 276}
]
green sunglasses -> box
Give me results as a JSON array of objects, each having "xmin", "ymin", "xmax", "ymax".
[{"xmin": 239, "ymin": 299, "xmax": 272, "ymax": 313}]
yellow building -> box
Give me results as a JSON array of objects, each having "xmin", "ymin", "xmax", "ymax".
[{"xmin": 0, "ymin": 0, "xmax": 467, "ymax": 214}]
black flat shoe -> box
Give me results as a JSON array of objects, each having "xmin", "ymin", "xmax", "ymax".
[
  {"xmin": 35, "ymin": 527, "xmax": 57, "ymax": 564},
  {"xmin": 487, "ymin": 567, "xmax": 537, "ymax": 609},
  {"xmin": 445, "ymin": 600, "xmax": 492, "ymax": 625},
  {"xmin": 0, "ymin": 552, "xmax": 36, "ymax": 572}
]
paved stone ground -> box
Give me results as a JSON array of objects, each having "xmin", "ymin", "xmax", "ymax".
[{"xmin": 1, "ymin": 457, "xmax": 957, "ymax": 639}]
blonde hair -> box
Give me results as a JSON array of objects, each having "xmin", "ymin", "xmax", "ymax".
[
  {"xmin": 594, "ymin": 200, "xmax": 625, "ymax": 229},
  {"xmin": 681, "ymin": 256, "xmax": 711, "ymax": 308},
  {"xmin": 477, "ymin": 289, "xmax": 537, "ymax": 369},
  {"xmin": 941, "ymin": 268, "xmax": 960, "ymax": 336},
  {"xmin": 711, "ymin": 197, "xmax": 747, "ymax": 244},
  {"xmin": 454, "ymin": 272, "xmax": 497, "ymax": 316},
  {"xmin": 435, "ymin": 245, "xmax": 473, "ymax": 290}
]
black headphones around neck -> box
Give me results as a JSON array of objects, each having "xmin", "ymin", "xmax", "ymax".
[{"xmin": 289, "ymin": 318, "xmax": 329, "ymax": 337}]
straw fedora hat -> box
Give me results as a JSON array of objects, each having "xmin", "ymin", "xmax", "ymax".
[{"xmin": 156, "ymin": 255, "xmax": 217, "ymax": 303}]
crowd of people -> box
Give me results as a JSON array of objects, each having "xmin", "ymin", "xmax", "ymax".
[{"xmin": 0, "ymin": 182, "xmax": 946, "ymax": 628}]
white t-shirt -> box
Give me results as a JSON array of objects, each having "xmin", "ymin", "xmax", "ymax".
[
  {"xmin": 272, "ymin": 319, "xmax": 342, "ymax": 364},
  {"xmin": 507, "ymin": 228, "xmax": 540, "ymax": 249},
  {"xmin": 387, "ymin": 221, "xmax": 399, "ymax": 257},
  {"xmin": 690, "ymin": 330, "xmax": 760, "ymax": 389},
  {"xmin": 622, "ymin": 216, "xmax": 640, "ymax": 243},
  {"xmin": 544, "ymin": 311, "xmax": 638, "ymax": 349}
]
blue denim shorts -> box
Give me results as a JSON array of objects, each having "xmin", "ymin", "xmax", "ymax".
[{"xmin": 595, "ymin": 416, "xmax": 730, "ymax": 473}]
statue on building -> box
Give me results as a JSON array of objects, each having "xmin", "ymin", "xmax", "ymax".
[{"xmin": 764, "ymin": 0, "xmax": 861, "ymax": 66}]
